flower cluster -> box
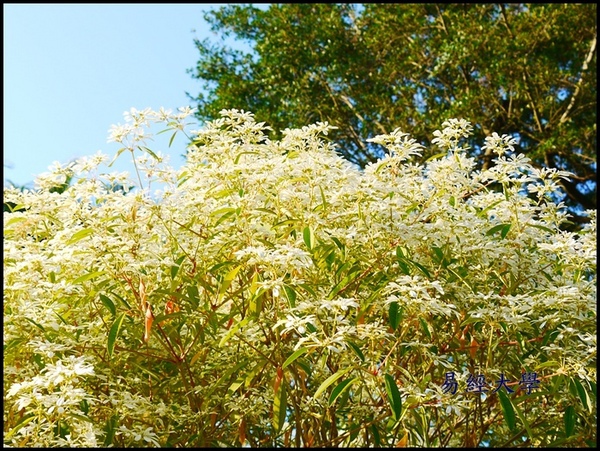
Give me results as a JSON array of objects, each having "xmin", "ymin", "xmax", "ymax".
[{"xmin": 4, "ymin": 108, "xmax": 596, "ymax": 447}]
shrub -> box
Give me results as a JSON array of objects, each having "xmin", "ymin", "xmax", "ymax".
[{"xmin": 3, "ymin": 108, "xmax": 596, "ymax": 447}]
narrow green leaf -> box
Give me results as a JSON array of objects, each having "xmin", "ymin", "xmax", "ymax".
[
  {"xmin": 245, "ymin": 360, "xmax": 266, "ymax": 388},
  {"xmin": 425, "ymin": 151, "xmax": 447, "ymax": 162},
  {"xmin": 5, "ymin": 216, "xmax": 27, "ymax": 226},
  {"xmin": 313, "ymin": 367, "xmax": 352, "ymax": 400},
  {"xmin": 319, "ymin": 185, "xmax": 328, "ymax": 209},
  {"xmin": 513, "ymin": 401, "xmax": 534, "ymax": 439},
  {"xmin": 564, "ymin": 405, "xmax": 576, "ymax": 437},
  {"xmin": 303, "ymin": 226, "xmax": 314, "ymax": 250},
  {"xmin": 4, "ymin": 415, "xmax": 36, "ymax": 441},
  {"xmin": 273, "ymin": 380, "xmax": 287, "ymax": 432},
  {"xmin": 140, "ymin": 145, "xmax": 159, "ymax": 160},
  {"xmin": 187, "ymin": 285, "xmax": 199, "ymax": 309},
  {"xmin": 410, "ymin": 259, "xmax": 431, "ymax": 278},
  {"xmin": 431, "ymin": 246, "xmax": 444, "ymax": 262},
  {"xmin": 384, "ymin": 373, "xmax": 403, "ymax": 422},
  {"xmin": 331, "ymin": 236, "xmax": 345, "ymax": 252},
  {"xmin": 99, "ymin": 294, "xmax": 116, "ymax": 317},
  {"xmin": 573, "ymin": 379, "xmax": 592, "ymax": 412},
  {"xmin": 500, "ymin": 223, "xmax": 512, "ymax": 239},
  {"xmin": 328, "ymin": 377, "xmax": 357, "ymax": 406},
  {"xmin": 206, "ymin": 360, "xmax": 248, "ymax": 398},
  {"xmin": 24, "ymin": 317, "xmax": 46, "ymax": 332},
  {"xmin": 419, "ymin": 317, "xmax": 432, "ymax": 339},
  {"xmin": 283, "ymin": 284, "xmax": 296, "ymax": 308},
  {"xmin": 215, "ymin": 210, "xmax": 236, "ymax": 226},
  {"xmin": 528, "ymin": 223, "xmax": 554, "ymax": 234},
  {"xmin": 108, "ymin": 147, "xmax": 128, "ymax": 167},
  {"xmin": 103, "ymin": 415, "xmax": 118, "ymax": 446},
  {"xmin": 107, "ymin": 313, "xmax": 126, "ymax": 358},
  {"xmin": 397, "ymin": 259, "xmax": 411, "ymax": 275},
  {"xmin": 66, "ymin": 228, "xmax": 93, "ymax": 245},
  {"xmin": 227, "ymin": 377, "xmax": 245, "ymax": 396},
  {"xmin": 346, "ymin": 340, "xmax": 365, "ymax": 362},
  {"xmin": 388, "ymin": 301, "xmax": 401, "ymax": 330},
  {"xmin": 328, "ymin": 269, "xmax": 362, "ymax": 299},
  {"xmin": 498, "ymin": 389, "xmax": 516, "ymax": 431},
  {"xmin": 370, "ymin": 424, "xmax": 382, "ymax": 446},
  {"xmin": 218, "ymin": 265, "xmax": 242, "ymax": 299},
  {"xmin": 71, "ymin": 270, "xmax": 105, "ymax": 285},
  {"xmin": 168, "ymin": 131, "xmax": 177, "ymax": 148},
  {"xmin": 218, "ymin": 317, "xmax": 249, "ymax": 347},
  {"xmin": 234, "ymin": 151, "xmax": 259, "ymax": 164},
  {"xmin": 486, "ymin": 223, "xmax": 511, "ymax": 237},
  {"xmin": 153, "ymin": 311, "xmax": 184, "ymax": 324},
  {"xmin": 282, "ymin": 347, "xmax": 308, "ymax": 369}
]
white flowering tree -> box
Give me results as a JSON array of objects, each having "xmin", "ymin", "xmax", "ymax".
[{"xmin": 3, "ymin": 108, "xmax": 596, "ymax": 447}]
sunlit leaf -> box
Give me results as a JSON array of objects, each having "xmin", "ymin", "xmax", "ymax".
[
  {"xmin": 384, "ymin": 373, "xmax": 403, "ymax": 422},
  {"xmin": 107, "ymin": 313, "xmax": 126, "ymax": 358}
]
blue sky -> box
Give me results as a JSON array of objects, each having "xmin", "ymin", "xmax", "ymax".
[{"xmin": 4, "ymin": 3, "xmax": 257, "ymax": 188}]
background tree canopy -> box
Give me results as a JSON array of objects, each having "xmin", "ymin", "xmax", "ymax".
[{"xmin": 189, "ymin": 3, "xmax": 596, "ymax": 224}]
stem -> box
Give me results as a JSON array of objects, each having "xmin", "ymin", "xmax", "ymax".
[{"xmin": 130, "ymin": 148, "xmax": 145, "ymax": 190}]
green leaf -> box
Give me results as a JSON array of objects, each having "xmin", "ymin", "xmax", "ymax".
[
  {"xmin": 513, "ymin": 400, "xmax": 534, "ymax": 439},
  {"xmin": 218, "ymin": 264, "xmax": 242, "ymax": 300},
  {"xmin": 108, "ymin": 147, "xmax": 128, "ymax": 167},
  {"xmin": 214, "ymin": 209, "xmax": 237, "ymax": 226},
  {"xmin": 303, "ymin": 226, "xmax": 314, "ymax": 250},
  {"xmin": 319, "ymin": 185, "xmax": 328, "ymax": 209},
  {"xmin": 107, "ymin": 313, "xmax": 126, "ymax": 358},
  {"xmin": 384, "ymin": 373, "xmax": 403, "ymax": 422},
  {"xmin": 419, "ymin": 317, "xmax": 431, "ymax": 339},
  {"xmin": 500, "ymin": 223, "xmax": 512, "ymax": 239},
  {"xmin": 103, "ymin": 415, "xmax": 118, "ymax": 446},
  {"xmin": 4, "ymin": 414, "xmax": 36, "ymax": 441},
  {"xmin": 346, "ymin": 340, "xmax": 365, "ymax": 362},
  {"xmin": 564, "ymin": 405, "xmax": 576, "ymax": 437},
  {"xmin": 410, "ymin": 259, "xmax": 432, "ymax": 278},
  {"xmin": 218, "ymin": 317, "xmax": 249, "ymax": 347},
  {"xmin": 573, "ymin": 379, "xmax": 592, "ymax": 412},
  {"xmin": 66, "ymin": 228, "xmax": 93, "ymax": 245},
  {"xmin": 313, "ymin": 367, "xmax": 352, "ymax": 400},
  {"xmin": 370, "ymin": 424, "xmax": 382, "ymax": 446},
  {"xmin": 486, "ymin": 223, "xmax": 512, "ymax": 239},
  {"xmin": 282, "ymin": 347, "xmax": 308, "ymax": 369},
  {"xmin": 227, "ymin": 377, "xmax": 245, "ymax": 396},
  {"xmin": 170, "ymin": 255, "xmax": 187, "ymax": 280},
  {"xmin": 528, "ymin": 223, "xmax": 555, "ymax": 234},
  {"xmin": 388, "ymin": 301, "xmax": 401, "ymax": 330},
  {"xmin": 273, "ymin": 379, "xmax": 287, "ymax": 432},
  {"xmin": 99, "ymin": 294, "xmax": 116, "ymax": 317},
  {"xmin": 234, "ymin": 151, "xmax": 259, "ymax": 164},
  {"xmin": 498, "ymin": 389, "xmax": 516, "ymax": 431},
  {"xmin": 328, "ymin": 268, "xmax": 362, "ymax": 299},
  {"xmin": 283, "ymin": 284, "xmax": 296, "ymax": 308},
  {"xmin": 71, "ymin": 270, "xmax": 105, "ymax": 285},
  {"xmin": 5, "ymin": 216, "xmax": 27, "ymax": 226},
  {"xmin": 425, "ymin": 151, "xmax": 448, "ymax": 162},
  {"xmin": 140, "ymin": 145, "xmax": 159, "ymax": 160},
  {"xmin": 328, "ymin": 377, "xmax": 357, "ymax": 406}
]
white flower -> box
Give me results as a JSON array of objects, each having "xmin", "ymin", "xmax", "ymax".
[
  {"xmin": 431, "ymin": 118, "xmax": 473, "ymax": 150},
  {"xmin": 481, "ymin": 131, "xmax": 518, "ymax": 157}
]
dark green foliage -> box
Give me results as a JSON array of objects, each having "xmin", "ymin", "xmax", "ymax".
[{"xmin": 189, "ymin": 3, "xmax": 596, "ymax": 221}]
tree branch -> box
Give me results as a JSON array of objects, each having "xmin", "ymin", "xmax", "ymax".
[{"xmin": 560, "ymin": 34, "xmax": 597, "ymax": 125}]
